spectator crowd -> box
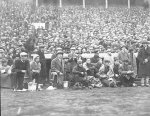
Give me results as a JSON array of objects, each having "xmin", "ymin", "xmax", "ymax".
[{"xmin": 0, "ymin": 0, "xmax": 150, "ymax": 91}]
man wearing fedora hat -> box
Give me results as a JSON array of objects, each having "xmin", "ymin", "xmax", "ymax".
[
  {"xmin": 51, "ymin": 47, "xmax": 62, "ymax": 61},
  {"xmin": 51, "ymin": 50, "xmax": 65, "ymax": 88},
  {"xmin": 137, "ymin": 40, "xmax": 150, "ymax": 87}
]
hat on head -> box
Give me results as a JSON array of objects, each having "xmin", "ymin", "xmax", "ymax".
[
  {"xmin": 0, "ymin": 49, "xmax": 4, "ymax": 53},
  {"xmin": 33, "ymin": 54, "xmax": 39, "ymax": 61},
  {"xmin": 63, "ymin": 54, "xmax": 69, "ymax": 59},
  {"xmin": 94, "ymin": 50, "xmax": 99, "ymax": 53},
  {"xmin": 56, "ymin": 50, "xmax": 63, "ymax": 55},
  {"xmin": 56, "ymin": 47, "xmax": 62, "ymax": 51},
  {"xmin": 1, "ymin": 58, "xmax": 8, "ymax": 63},
  {"xmin": 20, "ymin": 52, "xmax": 27, "ymax": 56},
  {"xmin": 142, "ymin": 40, "xmax": 149, "ymax": 44},
  {"xmin": 94, "ymin": 54, "xmax": 99, "ymax": 59},
  {"xmin": 70, "ymin": 47, "xmax": 76, "ymax": 50}
]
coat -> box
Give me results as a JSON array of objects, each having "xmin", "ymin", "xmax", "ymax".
[
  {"xmin": 30, "ymin": 61, "xmax": 41, "ymax": 73},
  {"xmin": 51, "ymin": 57, "xmax": 65, "ymax": 85},
  {"xmin": 37, "ymin": 50, "xmax": 47, "ymax": 80},
  {"xmin": 137, "ymin": 46, "xmax": 150, "ymax": 77},
  {"xmin": 51, "ymin": 57, "xmax": 65, "ymax": 74},
  {"xmin": 12, "ymin": 59, "xmax": 30, "ymax": 77},
  {"xmin": 83, "ymin": 62, "xmax": 95, "ymax": 76},
  {"xmin": 129, "ymin": 53, "xmax": 137, "ymax": 75},
  {"xmin": 68, "ymin": 53, "xmax": 78, "ymax": 72},
  {"xmin": 118, "ymin": 50, "xmax": 130, "ymax": 63},
  {"xmin": 12, "ymin": 59, "xmax": 31, "ymax": 83},
  {"xmin": 72, "ymin": 65, "xmax": 86, "ymax": 82}
]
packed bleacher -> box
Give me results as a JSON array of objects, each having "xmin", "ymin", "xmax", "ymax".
[{"xmin": 0, "ymin": 0, "xmax": 150, "ymax": 91}]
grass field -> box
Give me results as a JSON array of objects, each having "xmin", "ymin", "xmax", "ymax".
[{"xmin": 1, "ymin": 87, "xmax": 150, "ymax": 116}]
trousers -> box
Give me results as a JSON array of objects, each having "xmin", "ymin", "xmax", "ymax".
[{"xmin": 16, "ymin": 72, "xmax": 25, "ymax": 90}]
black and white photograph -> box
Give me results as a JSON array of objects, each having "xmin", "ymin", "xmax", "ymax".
[{"xmin": 0, "ymin": 0, "xmax": 150, "ymax": 116}]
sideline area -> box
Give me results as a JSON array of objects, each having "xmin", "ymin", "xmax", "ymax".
[{"xmin": 1, "ymin": 87, "xmax": 150, "ymax": 116}]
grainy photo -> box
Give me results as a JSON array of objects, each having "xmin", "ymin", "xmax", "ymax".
[{"xmin": 0, "ymin": 0, "xmax": 150, "ymax": 116}]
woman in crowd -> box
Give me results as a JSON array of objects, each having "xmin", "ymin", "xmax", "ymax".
[{"xmin": 30, "ymin": 54, "xmax": 41, "ymax": 91}]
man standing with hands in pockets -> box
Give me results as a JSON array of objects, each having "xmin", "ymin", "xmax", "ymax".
[{"xmin": 51, "ymin": 51, "xmax": 65, "ymax": 88}]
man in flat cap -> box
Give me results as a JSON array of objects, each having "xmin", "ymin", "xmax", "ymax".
[
  {"xmin": 12, "ymin": 52, "xmax": 30, "ymax": 91},
  {"xmin": 137, "ymin": 41, "xmax": 150, "ymax": 87},
  {"xmin": 51, "ymin": 51, "xmax": 65, "ymax": 88}
]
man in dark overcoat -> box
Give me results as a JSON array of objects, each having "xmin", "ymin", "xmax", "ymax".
[
  {"xmin": 51, "ymin": 51, "xmax": 65, "ymax": 88},
  {"xmin": 37, "ymin": 45, "xmax": 47, "ymax": 84},
  {"xmin": 137, "ymin": 41, "xmax": 150, "ymax": 87}
]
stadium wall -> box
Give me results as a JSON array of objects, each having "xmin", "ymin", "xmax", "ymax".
[{"xmin": 39, "ymin": 0, "xmax": 146, "ymax": 7}]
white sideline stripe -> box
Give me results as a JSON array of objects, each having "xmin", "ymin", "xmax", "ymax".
[{"xmin": 17, "ymin": 107, "xmax": 21, "ymax": 115}]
